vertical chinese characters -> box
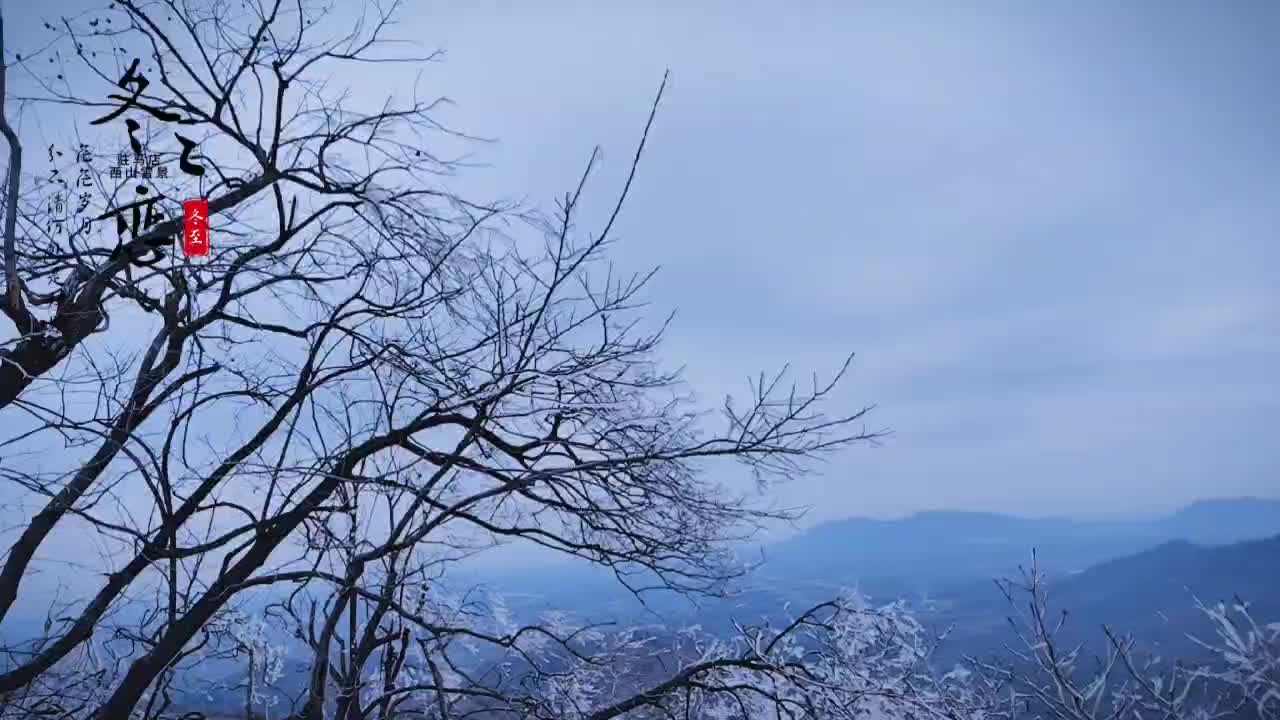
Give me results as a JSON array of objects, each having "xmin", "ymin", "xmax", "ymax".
[
  {"xmin": 183, "ymin": 199, "xmax": 209, "ymax": 257},
  {"xmin": 85, "ymin": 57, "xmax": 206, "ymax": 267},
  {"xmin": 45, "ymin": 145, "xmax": 65, "ymax": 237}
]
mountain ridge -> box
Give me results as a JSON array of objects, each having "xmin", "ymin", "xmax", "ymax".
[
  {"xmin": 464, "ymin": 496, "xmax": 1280, "ymax": 622},
  {"xmin": 760, "ymin": 496, "xmax": 1280, "ymax": 587}
]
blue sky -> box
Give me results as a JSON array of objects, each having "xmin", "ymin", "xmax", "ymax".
[{"xmin": 4, "ymin": 0, "xmax": 1278, "ymax": 531}]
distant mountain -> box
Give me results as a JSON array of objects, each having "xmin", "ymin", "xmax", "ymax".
[
  {"xmin": 756, "ymin": 497, "xmax": 1280, "ymax": 595},
  {"xmin": 1153, "ymin": 497, "xmax": 1280, "ymax": 545},
  {"xmin": 173, "ymin": 506, "xmax": 1280, "ymax": 716},
  {"xmin": 465, "ymin": 497, "xmax": 1280, "ymax": 625},
  {"xmin": 932, "ymin": 533, "xmax": 1280, "ymax": 664}
]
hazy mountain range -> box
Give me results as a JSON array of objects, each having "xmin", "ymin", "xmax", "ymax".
[
  {"xmin": 465, "ymin": 497, "xmax": 1280, "ymax": 683},
  {"xmin": 175, "ymin": 497, "xmax": 1280, "ymax": 715},
  {"xmin": 479, "ymin": 497, "xmax": 1280, "ymax": 622}
]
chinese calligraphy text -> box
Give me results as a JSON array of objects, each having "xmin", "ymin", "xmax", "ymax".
[{"xmin": 183, "ymin": 198, "xmax": 209, "ymax": 257}]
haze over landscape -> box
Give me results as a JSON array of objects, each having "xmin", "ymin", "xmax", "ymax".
[{"xmin": 0, "ymin": 1, "xmax": 1276, "ymax": 718}]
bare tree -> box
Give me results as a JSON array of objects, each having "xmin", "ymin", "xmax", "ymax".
[
  {"xmin": 3, "ymin": 4, "xmax": 1274, "ymax": 720},
  {"xmin": 964, "ymin": 555, "xmax": 1280, "ymax": 720},
  {"xmin": 0, "ymin": 1, "xmax": 884, "ymax": 718}
]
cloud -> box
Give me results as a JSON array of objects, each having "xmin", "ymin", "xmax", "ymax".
[{"xmin": 384, "ymin": 0, "xmax": 1280, "ymax": 526}]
